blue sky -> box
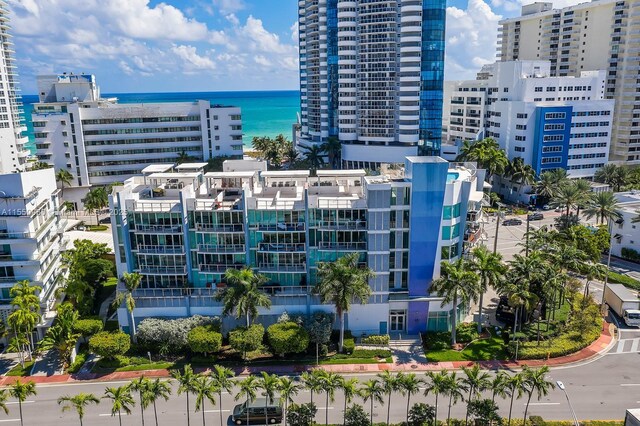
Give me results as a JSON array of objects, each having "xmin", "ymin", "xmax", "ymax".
[{"xmin": 7, "ymin": 0, "xmax": 586, "ymax": 95}]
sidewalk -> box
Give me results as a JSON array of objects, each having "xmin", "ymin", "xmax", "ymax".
[{"xmin": 0, "ymin": 323, "xmax": 614, "ymax": 386}]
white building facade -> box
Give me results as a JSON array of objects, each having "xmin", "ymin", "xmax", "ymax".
[
  {"xmin": 31, "ymin": 74, "xmax": 244, "ymax": 204},
  {"xmin": 611, "ymin": 191, "xmax": 640, "ymax": 258},
  {"xmin": 0, "ymin": 1, "xmax": 29, "ymax": 174},
  {"xmin": 0, "ymin": 168, "xmax": 67, "ymax": 337},
  {"xmin": 442, "ymin": 61, "xmax": 614, "ymax": 179}
]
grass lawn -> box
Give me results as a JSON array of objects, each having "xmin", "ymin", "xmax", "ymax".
[
  {"xmin": 608, "ymin": 270, "xmax": 640, "ymax": 291},
  {"xmin": 94, "ymin": 277, "xmax": 118, "ymax": 316},
  {"xmin": 6, "ymin": 360, "xmax": 34, "ymax": 377},
  {"xmin": 424, "ymin": 333, "xmax": 509, "ymax": 362}
]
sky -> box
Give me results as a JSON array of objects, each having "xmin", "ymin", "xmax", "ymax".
[{"xmin": 8, "ymin": 0, "xmax": 590, "ymax": 95}]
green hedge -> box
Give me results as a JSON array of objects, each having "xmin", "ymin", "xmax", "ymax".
[
  {"xmin": 229, "ymin": 324, "xmax": 264, "ymax": 359},
  {"xmin": 187, "ymin": 325, "xmax": 222, "ymax": 356},
  {"xmin": 73, "ymin": 319, "xmax": 104, "ymax": 337},
  {"xmin": 342, "ymin": 338, "xmax": 355, "ymax": 354},
  {"xmin": 267, "ymin": 321, "xmax": 310, "ymax": 356},
  {"xmin": 89, "ymin": 331, "xmax": 130, "ymax": 360},
  {"xmin": 621, "ymin": 247, "xmax": 640, "ymax": 263},
  {"xmin": 607, "ymin": 271, "xmax": 640, "ymax": 291},
  {"xmin": 361, "ymin": 334, "xmax": 390, "ymax": 345}
]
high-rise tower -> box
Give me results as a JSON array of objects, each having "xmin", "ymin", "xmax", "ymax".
[{"xmin": 297, "ymin": 0, "xmax": 446, "ymax": 169}]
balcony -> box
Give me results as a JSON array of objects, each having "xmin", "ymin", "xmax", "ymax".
[
  {"xmin": 317, "ymin": 242, "xmax": 366, "ymax": 251},
  {"xmin": 195, "ymin": 224, "xmax": 244, "ymax": 233},
  {"xmin": 256, "ymin": 223, "xmax": 306, "ymax": 232},
  {"xmin": 0, "ymin": 231, "xmax": 32, "ymax": 240},
  {"xmin": 134, "ymin": 224, "xmax": 182, "ymax": 234},
  {"xmin": 137, "ymin": 265, "xmax": 187, "ymax": 275},
  {"xmin": 258, "ymin": 263, "xmax": 306, "ymax": 273},
  {"xmin": 258, "ymin": 243, "xmax": 306, "ymax": 252},
  {"xmin": 199, "ymin": 263, "xmax": 244, "ymax": 273},
  {"xmin": 197, "ymin": 244, "xmax": 245, "ymax": 254},
  {"xmin": 464, "ymin": 227, "xmax": 483, "ymax": 244},
  {"xmin": 314, "ymin": 220, "xmax": 366, "ymax": 231},
  {"xmin": 135, "ymin": 245, "xmax": 185, "ymax": 254}
]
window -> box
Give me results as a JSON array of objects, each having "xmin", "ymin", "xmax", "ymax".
[
  {"xmin": 545, "ymin": 112, "xmax": 566, "ymax": 119},
  {"xmin": 541, "ymin": 157, "xmax": 562, "ymax": 164},
  {"xmin": 535, "ymin": 87, "xmax": 543, "ymax": 92},
  {"xmin": 515, "ymin": 146, "xmax": 525, "ymax": 152},
  {"xmin": 542, "ymin": 146, "xmax": 562, "ymax": 153},
  {"xmin": 544, "ymin": 123, "xmax": 565, "ymax": 131},
  {"xmin": 442, "ymin": 203, "xmax": 461, "ymax": 220}
]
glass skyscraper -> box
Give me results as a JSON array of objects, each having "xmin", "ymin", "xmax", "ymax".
[{"xmin": 297, "ymin": 0, "xmax": 446, "ymax": 168}]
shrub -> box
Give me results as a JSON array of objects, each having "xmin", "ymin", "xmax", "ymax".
[
  {"xmin": 136, "ymin": 315, "xmax": 220, "ymax": 354},
  {"xmin": 331, "ymin": 329, "xmax": 353, "ymax": 342},
  {"xmin": 467, "ymin": 399, "xmax": 501, "ymax": 426},
  {"xmin": 229, "ymin": 324, "xmax": 264, "ymax": 359},
  {"xmin": 351, "ymin": 349, "xmax": 392, "ymax": 358},
  {"xmin": 89, "ymin": 331, "xmax": 130, "ymax": 360},
  {"xmin": 422, "ymin": 331, "xmax": 451, "ymax": 351},
  {"xmin": 344, "ymin": 404, "xmax": 369, "ymax": 426},
  {"xmin": 529, "ymin": 416, "xmax": 546, "ymax": 426},
  {"xmin": 342, "ymin": 337, "xmax": 355, "ymax": 354},
  {"xmin": 622, "ymin": 247, "xmax": 640, "ymax": 263},
  {"xmin": 456, "ymin": 323, "xmax": 480, "ymax": 343},
  {"xmin": 267, "ymin": 321, "xmax": 310, "ymax": 356},
  {"xmin": 305, "ymin": 312, "xmax": 333, "ymax": 348},
  {"xmin": 187, "ymin": 325, "xmax": 222, "ymax": 356},
  {"xmin": 287, "ymin": 403, "xmax": 317, "ymax": 426},
  {"xmin": 361, "ymin": 334, "xmax": 390, "ymax": 346},
  {"xmin": 408, "ymin": 403, "xmax": 436, "ymax": 426},
  {"xmin": 72, "ymin": 319, "xmax": 104, "ymax": 337}
]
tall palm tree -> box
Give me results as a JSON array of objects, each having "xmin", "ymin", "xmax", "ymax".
[
  {"xmin": 397, "ymin": 373, "xmax": 422, "ymax": 426},
  {"xmin": 146, "ymin": 379, "xmax": 172, "ymax": 426},
  {"xmin": 469, "ymin": 246, "xmax": 506, "ymax": 334},
  {"xmin": 490, "ymin": 371, "xmax": 511, "ymax": 404},
  {"xmin": 236, "ymin": 376, "xmax": 260, "ymax": 426},
  {"xmin": 583, "ymin": 191, "xmax": 622, "ymax": 225},
  {"xmin": 550, "ymin": 182, "xmax": 582, "ymax": 217},
  {"xmin": 0, "ymin": 389, "xmax": 9, "ymax": 418},
  {"xmin": 315, "ymin": 252, "xmax": 375, "ymax": 352},
  {"xmin": 444, "ymin": 372, "xmax": 466, "ymax": 426},
  {"xmin": 220, "ymin": 268, "xmax": 271, "ymax": 326},
  {"xmin": 103, "ymin": 386, "xmax": 135, "ymax": 426},
  {"xmin": 424, "ymin": 370, "xmax": 449, "ymax": 426},
  {"xmin": 534, "ymin": 171, "xmax": 560, "ymax": 201},
  {"xmin": 430, "ymin": 259, "xmax": 480, "ymax": 346},
  {"xmin": 301, "ymin": 145, "xmax": 326, "ymax": 171},
  {"xmin": 377, "ymin": 371, "xmax": 400, "ymax": 426},
  {"xmin": 594, "ymin": 163, "xmax": 629, "ymax": 192},
  {"xmin": 504, "ymin": 256, "xmax": 541, "ymax": 339},
  {"xmin": 301, "ymin": 370, "xmax": 325, "ymax": 405},
  {"xmin": 9, "ymin": 379, "xmax": 37, "ymax": 426},
  {"xmin": 278, "ymin": 377, "xmax": 301, "ymax": 426},
  {"xmin": 210, "ymin": 365, "xmax": 235, "ymax": 426},
  {"xmin": 58, "ymin": 393, "xmax": 100, "ymax": 426},
  {"xmin": 572, "ymin": 179, "xmax": 592, "ymax": 217},
  {"xmin": 506, "ymin": 372, "xmax": 526, "ymax": 426},
  {"xmin": 258, "ymin": 372, "xmax": 280, "ymax": 426},
  {"xmin": 340, "ymin": 377, "xmax": 359, "ymax": 425},
  {"xmin": 171, "ymin": 365, "xmax": 197, "ymax": 426},
  {"xmin": 83, "ymin": 186, "xmax": 109, "ymax": 225},
  {"xmin": 8, "ymin": 280, "xmax": 41, "ymax": 363},
  {"xmin": 55, "ymin": 169, "xmax": 73, "ymax": 197},
  {"xmin": 360, "ymin": 378, "xmax": 385, "ymax": 426},
  {"xmin": 129, "ymin": 377, "xmax": 151, "ymax": 426},
  {"xmin": 176, "ymin": 150, "xmax": 195, "ymax": 165},
  {"xmin": 193, "ymin": 374, "xmax": 217, "ymax": 426},
  {"xmin": 461, "ymin": 364, "xmax": 491, "ymax": 424},
  {"xmin": 112, "ymin": 272, "xmax": 142, "ymax": 341},
  {"xmin": 522, "ymin": 366, "xmax": 555, "ymax": 422},
  {"xmin": 319, "ymin": 372, "xmax": 342, "ymax": 426},
  {"xmin": 321, "ymin": 136, "xmax": 342, "ymax": 169},
  {"xmin": 506, "ymin": 157, "xmax": 536, "ymax": 187},
  {"xmin": 456, "ymin": 138, "xmax": 509, "ymax": 182}
]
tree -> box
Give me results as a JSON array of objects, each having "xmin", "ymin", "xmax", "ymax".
[
  {"xmin": 30, "ymin": 161, "xmax": 52, "ymax": 170},
  {"xmin": 279, "ymin": 377, "xmax": 302, "ymax": 426},
  {"xmin": 39, "ymin": 303, "xmax": 80, "ymax": 369},
  {"xmin": 503, "ymin": 255, "xmax": 541, "ymax": 337},
  {"xmin": 83, "ymin": 186, "xmax": 109, "ymax": 225},
  {"xmin": 461, "ymin": 364, "xmax": 491, "ymax": 425},
  {"xmin": 583, "ymin": 191, "xmax": 621, "ymax": 225},
  {"xmin": 522, "ymin": 366, "xmax": 555, "ymax": 423},
  {"xmin": 236, "ymin": 375, "xmax": 260, "ymax": 426},
  {"xmin": 171, "ymin": 365, "xmax": 197, "ymax": 426},
  {"xmin": 89, "ymin": 331, "xmax": 130, "ymax": 360},
  {"xmin": 187, "ymin": 326, "xmax": 222, "ymax": 356},
  {"xmin": 8, "ymin": 280, "xmax": 41, "ymax": 365},
  {"xmin": 220, "ymin": 268, "xmax": 271, "ymax": 326},
  {"xmin": 456, "ymin": 138, "xmax": 508, "ymax": 182},
  {"xmin": 129, "ymin": 377, "xmax": 151, "ymax": 426},
  {"xmin": 210, "ymin": 366, "xmax": 235, "ymax": 426},
  {"xmin": 58, "ymin": 393, "xmax": 100, "ymax": 426},
  {"xmin": 444, "ymin": 372, "xmax": 466, "ymax": 425},
  {"xmin": 407, "ymin": 403, "xmax": 436, "ymax": 426},
  {"xmin": 572, "ymin": 179, "xmax": 592, "ymax": 217},
  {"xmin": 146, "ymin": 379, "xmax": 172, "ymax": 426},
  {"xmin": 469, "ymin": 246, "xmax": 506, "ymax": 333},
  {"xmin": 258, "ymin": 372, "xmax": 281, "ymax": 426},
  {"xmin": 176, "ymin": 150, "xmax": 195, "ymax": 165},
  {"xmin": 506, "ymin": 372, "xmax": 526, "ymax": 426},
  {"xmin": 467, "ymin": 399, "xmax": 501, "ymax": 426},
  {"xmin": 534, "ymin": 171, "xmax": 563, "ymax": 202},
  {"xmin": 490, "ymin": 371, "xmax": 511, "ymax": 404},
  {"xmin": 305, "ymin": 312, "xmax": 333, "ymax": 359},
  {"xmin": 103, "ymin": 386, "xmax": 135, "ymax": 426},
  {"xmin": 430, "ymin": 259, "xmax": 480, "ymax": 346},
  {"xmin": 424, "ymin": 370, "xmax": 449, "ymax": 426},
  {"xmin": 315, "ymin": 253, "xmax": 375, "ymax": 352},
  {"xmin": 321, "ymin": 137, "xmax": 341, "ymax": 169},
  {"xmin": 340, "ymin": 377, "xmax": 359, "ymax": 425},
  {"xmin": 302, "ymin": 370, "xmax": 325, "ymax": 405},
  {"xmin": 594, "ymin": 163, "xmax": 628, "ymax": 191},
  {"xmin": 506, "ymin": 157, "xmax": 536, "ymax": 187},
  {"xmin": 319, "ymin": 372, "xmax": 342, "ymax": 426},
  {"xmin": 112, "ymin": 272, "xmax": 142, "ymax": 341},
  {"xmin": 73, "ymin": 319, "xmax": 104, "ymax": 339},
  {"xmin": 550, "ymin": 182, "xmax": 582, "ymax": 217},
  {"xmin": 9, "ymin": 379, "xmax": 37, "ymax": 426},
  {"xmin": 398, "ymin": 373, "xmax": 423, "ymax": 426},
  {"xmin": 359, "ymin": 379, "xmax": 385, "ymax": 426},
  {"xmin": 228, "ymin": 324, "xmax": 264, "ymax": 360},
  {"xmin": 267, "ymin": 321, "xmax": 310, "ymax": 356},
  {"xmin": 301, "ymin": 145, "xmax": 326, "ymax": 171},
  {"xmin": 193, "ymin": 374, "xmax": 217, "ymax": 426},
  {"xmin": 0, "ymin": 389, "xmax": 9, "ymax": 417},
  {"xmin": 288, "ymin": 403, "xmax": 318, "ymax": 426},
  {"xmin": 55, "ymin": 169, "xmax": 74, "ymax": 197},
  {"xmin": 377, "ymin": 371, "xmax": 400, "ymax": 426}
]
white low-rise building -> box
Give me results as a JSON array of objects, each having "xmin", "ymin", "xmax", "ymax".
[
  {"xmin": 31, "ymin": 74, "xmax": 244, "ymax": 206},
  {"xmin": 612, "ymin": 191, "xmax": 640, "ymax": 259}
]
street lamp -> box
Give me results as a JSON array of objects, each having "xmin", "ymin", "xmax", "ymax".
[
  {"xmin": 556, "ymin": 381, "xmax": 579, "ymax": 426},
  {"xmin": 601, "ymin": 219, "xmax": 615, "ymax": 310}
]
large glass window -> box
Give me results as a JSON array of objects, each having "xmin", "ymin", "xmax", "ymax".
[{"xmin": 442, "ymin": 203, "xmax": 461, "ymax": 220}]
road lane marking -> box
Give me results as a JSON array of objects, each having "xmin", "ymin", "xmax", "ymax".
[
  {"xmin": 5, "ymin": 401, "xmax": 34, "ymax": 405},
  {"xmin": 616, "ymin": 341, "xmax": 626, "ymax": 353},
  {"xmin": 621, "ymin": 384, "xmax": 640, "ymax": 386},
  {"xmin": 204, "ymin": 410, "xmax": 230, "ymax": 413},
  {"xmin": 525, "ymin": 403, "xmax": 560, "ymax": 406},
  {"xmin": 0, "ymin": 420, "xmax": 20, "ymax": 423},
  {"xmin": 632, "ymin": 339, "xmax": 639, "ymax": 353}
]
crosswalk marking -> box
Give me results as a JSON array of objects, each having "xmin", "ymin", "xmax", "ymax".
[
  {"xmin": 632, "ymin": 339, "xmax": 639, "ymax": 353},
  {"xmin": 611, "ymin": 338, "xmax": 640, "ymax": 354}
]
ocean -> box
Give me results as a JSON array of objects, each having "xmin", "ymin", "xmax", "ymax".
[{"xmin": 21, "ymin": 90, "xmax": 301, "ymax": 150}]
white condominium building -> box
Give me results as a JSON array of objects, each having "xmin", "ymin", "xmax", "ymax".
[
  {"xmin": 498, "ymin": 0, "xmax": 640, "ymax": 164},
  {"xmin": 31, "ymin": 74, "xmax": 244, "ymax": 202},
  {"xmin": 0, "ymin": 1, "xmax": 29, "ymax": 174},
  {"xmin": 0, "ymin": 168, "xmax": 67, "ymax": 338},
  {"xmin": 442, "ymin": 61, "xmax": 614, "ymax": 179},
  {"xmin": 297, "ymin": 0, "xmax": 446, "ymax": 168},
  {"xmin": 611, "ymin": 191, "xmax": 640, "ymax": 258}
]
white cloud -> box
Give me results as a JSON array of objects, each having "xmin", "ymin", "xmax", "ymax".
[
  {"xmin": 171, "ymin": 45, "xmax": 217, "ymax": 72},
  {"xmin": 290, "ymin": 22, "xmax": 299, "ymax": 43},
  {"xmin": 242, "ymin": 16, "xmax": 293, "ymax": 54},
  {"xmin": 254, "ymin": 55, "xmax": 271, "ymax": 67},
  {"xmin": 226, "ymin": 13, "xmax": 240, "ymax": 26},
  {"xmin": 213, "ymin": 0, "xmax": 245, "ymax": 15}
]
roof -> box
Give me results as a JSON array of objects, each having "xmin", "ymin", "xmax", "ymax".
[
  {"xmin": 175, "ymin": 163, "xmax": 208, "ymax": 170},
  {"xmin": 316, "ymin": 170, "xmax": 366, "ymax": 177},
  {"xmin": 147, "ymin": 172, "xmax": 201, "ymax": 179},
  {"xmin": 261, "ymin": 170, "xmax": 310, "ymax": 178},
  {"xmin": 142, "ymin": 164, "xmax": 174, "ymax": 174},
  {"xmin": 205, "ymin": 171, "xmax": 256, "ymax": 178}
]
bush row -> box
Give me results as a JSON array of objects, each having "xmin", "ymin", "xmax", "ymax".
[{"xmin": 361, "ymin": 334, "xmax": 390, "ymax": 345}]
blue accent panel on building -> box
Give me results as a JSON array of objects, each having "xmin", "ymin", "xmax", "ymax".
[
  {"xmin": 531, "ymin": 105, "xmax": 572, "ymax": 176},
  {"xmin": 407, "ymin": 301, "xmax": 429, "ymax": 335},
  {"xmin": 419, "ymin": 0, "xmax": 446, "ymax": 156},
  {"xmin": 179, "ymin": 191, "xmax": 194, "ymax": 283},
  {"xmin": 326, "ymin": 0, "xmax": 339, "ymax": 137}
]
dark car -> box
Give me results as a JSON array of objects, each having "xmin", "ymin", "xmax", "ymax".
[
  {"xmin": 502, "ymin": 218, "xmax": 523, "ymax": 226},
  {"xmin": 528, "ymin": 213, "xmax": 544, "ymax": 221},
  {"xmin": 496, "ymin": 295, "xmax": 516, "ymax": 324},
  {"xmin": 232, "ymin": 398, "xmax": 283, "ymax": 425}
]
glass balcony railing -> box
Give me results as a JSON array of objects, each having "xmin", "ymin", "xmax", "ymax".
[
  {"xmin": 135, "ymin": 245, "xmax": 185, "ymax": 254},
  {"xmin": 135, "ymin": 224, "xmax": 183, "ymax": 233},
  {"xmin": 317, "ymin": 241, "xmax": 367, "ymax": 250},
  {"xmin": 257, "ymin": 263, "xmax": 307, "ymax": 272},
  {"xmin": 197, "ymin": 244, "xmax": 245, "ymax": 253},
  {"xmin": 258, "ymin": 243, "xmax": 306, "ymax": 252}
]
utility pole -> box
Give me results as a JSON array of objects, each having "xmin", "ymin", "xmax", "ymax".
[
  {"xmin": 525, "ymin": 213, "xmax": 531, "ymax": 257},
  {"xmin": 493, "ymin": 203, "xmax": 504, "ymax": 254},
  {"xmin": 601, "ymin": 219, "xmax": 614, "ymax": 312},
  {"xmin": 557, "ymin": 381, "xmax": 579, "ymax": 426}
]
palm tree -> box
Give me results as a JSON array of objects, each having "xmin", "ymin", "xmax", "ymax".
[
  {"xmin": 9, "ymin": 379, "xmax": 37, "ymax": 426},
  {"xmin": 522, "ymin": 366, "xmax": 555, "ymax": 422},
  {"xmin": 301, "ymin": 370, "xmax": 325, "ymax": 405},
  {"xmin": 8, "ymin": 280, "xmax": 41, "ymax": 364},
  {"xmin": 318, "ymin": 372, "xmax": 342, "ymax": 426},
  {"xmin": 461, "ymin": 364, "xmax": 491, "ymax": 424},
  {"xmin": 0, "ymin": 389, "xmax": 9, "ymax": 417},
  {"xmin": 176, "ymin": 150, "xmax": 195, "ymax": 165},
  {"xmin": 506, "ymin": 372, "xmax": 526, "ymax": 426},
  {"xmin": 171, "ymin": 365, "xmax": 197, "ymax": 426},
  {"xmin": 444, "ymin": 372, "xmax": 466, "ymax": 426},
  {"xmin": 236, "ymin": 376, "xmax": 260, "ymax": 426},
  {"xmin": 258, "ymin": 372, "xmax": 280, "ymax": 426},
  {"xmin": 583, "ymin": 191, "xmax": 622, "ymax": 225},
  {"xmin": 398, "ymin": 373, "xmax": 422, "ymax": 426},
  {"xmin": 129, "ymin": 377, "xmax": 151, "ymax": 426},
  {"xmin": 321, "ymin": 136, "xmax": 341, "ymax": 168},
  {"xmin": 210, "ymin": 365, "xmax": 235, "ymax": 426},
  {"xmin": 360, "ymin": 378, "xmax": 385, "ymax": 426},
  {"xmin": 340, "ymin": 377, "xmax": 359, "ymax": 425},
  {"xmin": 83, "ymin": 186, "xmax": 109, "ymax": 225},
  {"xmin": 506, "ymin": 157, "xmax": 536, "ymax": 187},
  {"xmin": 572, "ymin": 179, "xmax": 592, "ymax": 217},
  {"xmin": 594, "ymin": 163, "xmax": 629, "ymax": 191},
  {"xmin": 456, "ymin": 138, "xmax": 509, "ymax": 181},
  {"xmin": 103, "ymin": 386, "xmax": 136, "ymax": 426},
  {"xmin": 55, "ymin": 169, "xmax": 73, "ymax": 197},
  {"xmin": 112, "ymin": 272, "xmax": 142, "ymax": 341},
  {"xmin": 315, "ymin": 252, "xmax": 375, "ymax": 352},
  {"xmin": 534, "ymin": 171, "xmax": 560, "ymax": 201},
  {"xmin": 220, "ymin": 268, "xmax": 271, "ymax": 326},
  {"xmin": 39, "ymin": 303, "xmax": 80, "ymax": 369},
  {"xmin": 146, "ymin": 379, "xmax": 172, "ymax": 426},
  {"xmin": 550, "ymin": 182, "xmax": 582, "ymax": 217},
  {"xmin": 278, "ymin": 377, "xmax": 301, "ymax": 426},
  {"xmin": 193, "ymin": 374, "xmax": 217, "ymax": 426},
  {"xmin": 424, "ymin": 370, "xmax": 449, "ymax": 426},
  {"xmin": 469, "ymin": 246, "xmax": 506, "ymax": 333},
  {"xmin": 58, "ymin": 393, "xmax": 100, "ymax": 426},
  {"xmin": 430, "ymin": 259, "xmax": 480, "ymax": 346},
  {"xmin": 377, "ymin": 371, "xmax": 400, "ymax": 426},
  {"xmin": 490, "ymin": 371, "xmax": 511, "ymax": 404},
  {"xmin": 301, "ymin": 145, "xmax": 326, "ymax": 171}
]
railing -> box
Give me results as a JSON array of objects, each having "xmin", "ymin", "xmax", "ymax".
[
  {"xmin": 258, "ymin": 243, "xmax": 305, "ymax": 252},
  {"xmin": 258, "ymin": 263, "xmax": 306, "ymax": 272},
  {"xmin": 195, "ymin": 224, "xmax": 244, "ymax": 233},
  {"xmin": 256, "ymin": 223, "xmax": 306, "ymax": 232},
  {"xmin": 314, "ymin": 220, "xmax": 366, "ymax": 230},
  {"xmin": 135, "ymin": 224, "xmax": 182, "ymax": 233},
  {"xmin": 135, "ymin": 245, "xmax": 185, "ymax": 254},
  {"xmin": 0, "ymin": 254, "xmax": 35, "ymax": 261},
  {"xmin": 317, "ymin": 241, "xmax": 367, "ymax": 250},
  {"xmin": 0, "ymin": 231, "xmax": 31, "ymax": 239},
  {"xmin": 137, "ymin": 266, "xmax": 187, "ymax": 274},
  {"xmin": 198, "ymin": 244, "xmax": 245, "ymax": 253},
  {"xmin": 199, "ymin": 264, "xmax": 244, "ymax": 273},
  {"xmin": 0, "ymin": 276, "xmax": 30, "ymax": 283}
]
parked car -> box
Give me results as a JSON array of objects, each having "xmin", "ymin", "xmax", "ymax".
[
  {"xmin": 502, "ymin": 218, "xmax": 523, "ymax": 226},
  {"xmin": 528, "ymin": 213, "xmax": 544, "ymax": 221},
  {"xmin": 232, "ymin": 398, "xmax": 283, "ymax": 425},
  {"xmin": 496, "ymin": 295, "xmax": 516, "ymax": 324},
  {"xmin": 542, "ymin": 204, "xmax": 551, "ymax": 210}
]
